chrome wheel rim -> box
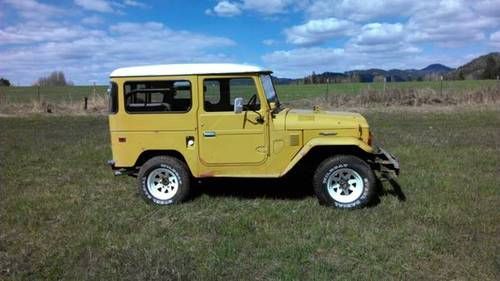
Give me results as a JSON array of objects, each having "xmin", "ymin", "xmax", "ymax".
[
  {"xmin": 326, "ymin": 168, "xmax": 364, "ymax": 203},
  {"xmin": 146, "ymin": 168, "xmax": 179, "ymax": 200}
]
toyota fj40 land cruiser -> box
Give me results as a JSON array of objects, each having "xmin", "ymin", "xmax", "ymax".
[{"xmin": 107, "ymin": 64, "xmax": 399, "ymax": 209}]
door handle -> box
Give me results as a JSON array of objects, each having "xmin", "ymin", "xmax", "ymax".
[{"xmin": 203, "ymin": 131, "xmax": 216, "ymax": 137}]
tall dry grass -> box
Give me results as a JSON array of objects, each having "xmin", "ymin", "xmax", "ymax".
[
  {"xmin": 0, "ymin": 93, "xmax": 108, "ymax": 115},
  {"xmin": 288, "ymin": 86, "xmax": 500, "ymax": 109}
]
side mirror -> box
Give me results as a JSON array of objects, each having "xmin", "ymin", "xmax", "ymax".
[{"xmin": 234, "ymin": 97, "xmax": 244, "ymax": 114}]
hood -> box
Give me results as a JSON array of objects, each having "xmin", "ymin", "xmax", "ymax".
[{"xmin": 285, "ymin": 109, "xmax": 369, "ymax": 130}]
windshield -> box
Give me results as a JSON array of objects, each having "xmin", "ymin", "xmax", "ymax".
[{"xmin": 260, "ymin": 74, "xmax": 279, "ymax": 105}]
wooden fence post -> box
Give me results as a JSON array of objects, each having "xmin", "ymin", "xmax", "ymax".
[
  {"xmin": 84, "ymin": 97, "xmax": 88, "ymax": 110},
  {"xmin": 440, "ymin": 75, "xmax": 443, "ymax": 96},
  {"xmin": 383, "ymin": 77, "xmax": 386, "ymax": 95}
]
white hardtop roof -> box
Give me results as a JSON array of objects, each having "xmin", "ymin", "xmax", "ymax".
[{"xmin": 110, "ymin": 63, "xmax": 271, "ymax": 77}]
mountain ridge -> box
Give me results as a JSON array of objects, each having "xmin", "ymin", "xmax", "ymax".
[{"xmin": 273, "ymin": 52, "xmax": 500, "ymax": 84}]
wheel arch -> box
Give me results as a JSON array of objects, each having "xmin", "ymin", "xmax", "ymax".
[
  {"xmin": 134, "ymin": 150, "xmax": 192, "ymax": 174},
  {"xmin": 282, "ymin": 143, "xmax": 374, "ymax": 177}
]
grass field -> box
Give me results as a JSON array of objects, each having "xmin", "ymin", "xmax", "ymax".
[
  {"xmin": 1, "ymin": 79, "xmax": 499, "ymax": 104},
  {"xmin": 1, "ymin": 108, "xmax": 499, "ymax": 280}
]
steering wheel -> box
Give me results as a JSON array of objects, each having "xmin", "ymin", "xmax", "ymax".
[{"xmin": 245, "ymin": 94, "xmax": 257, "ymax": 110}]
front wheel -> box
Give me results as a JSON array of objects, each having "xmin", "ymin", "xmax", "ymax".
[
  {"xmin": 137, "ymin": 156, "xmax": 190, "ymax": 205},
  {"xmin": 313, "ymin": 155, "xmax": 375, "ymax": 209}
]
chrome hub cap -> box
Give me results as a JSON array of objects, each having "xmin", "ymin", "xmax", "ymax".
[
  {"xmin": 147, "ymin": 168, "xmax": 179, "ymax": 200},
  {"xmin": 326, "ymin": 168, "xmax": 364, "ymax": 203}
]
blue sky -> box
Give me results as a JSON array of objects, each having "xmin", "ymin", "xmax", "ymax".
[{"xmin": 1, "ymin": 0, "xmax": 500, "ymax": 85}]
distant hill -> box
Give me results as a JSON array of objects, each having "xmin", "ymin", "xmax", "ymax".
[
  {"xmin": 447, "ymin": 52, "xmax": 500, "ymax": 80},
  {"xmin": 272, "ymin": 52, "xmax": 500, "ymax": 84},
  {"xmin": 340, "ymin": 64, "xmax": 456, "ymax": 82},
  {"xmin": 276, "ymin": 64, "xmax": 456, "ymax": 84},
  {"xmin": 420, "ymin": 64, "xmax": 453, "ymax": 74}
]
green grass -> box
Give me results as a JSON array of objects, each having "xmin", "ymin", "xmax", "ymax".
[
  {"xmin": 2, "ymin": 80, "xmax": 498, "ymax": 104},
  {"xmin": 1, "ymin": 109, "xmax": 499, "ymax": 280}
]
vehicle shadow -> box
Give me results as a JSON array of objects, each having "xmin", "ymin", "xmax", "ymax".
[
  {"xmin": 190, "ymin": 176, "xmax": 313, "ymax": 201},
  {"xmin": 190, "ymin": 175, "xmax": 406, "ymax": 204},
  {"xmin": 368, "ymin": 177, "xmax": 406, "ymax": 207}
]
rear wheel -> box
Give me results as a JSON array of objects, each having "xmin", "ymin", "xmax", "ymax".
[
  {"xmin": 313, "ymin": 155, "xmax": 375, "ymax": 209},
  {"xmin": 137, "ymin": 156, "xmax": 190, "ymax": 205}
]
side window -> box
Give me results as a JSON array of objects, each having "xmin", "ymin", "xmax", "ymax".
[
  {"xmin": 108, "ymin": 82, "xmax": 118, "ymax": 114},
  {"xmin": 124, "ymin": 80, "xmax": 191, "ymax": 113},
  {"xmin": 203, "ymin": 77, "xmax": 259, "ymax": 112}
]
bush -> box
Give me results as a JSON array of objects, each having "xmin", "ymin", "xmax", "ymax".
[{"xmin": 0, "ymin": 77, "xmax": 11, "ymax": 87}]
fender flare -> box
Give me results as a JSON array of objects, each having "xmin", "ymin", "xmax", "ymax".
[{"xmin": 280, "ymin": 137, "xmax": 374, "ymax": 176}]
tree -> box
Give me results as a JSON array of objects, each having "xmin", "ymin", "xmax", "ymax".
[
  {"xmin": 458, "ymin": 70, "xmax": 465, "ymax": 80},
  {"xmin": 481, "ymin": 57, "xmax": 498, "ymax": 79},
  {"xmin": 0, "ymin": 78, "xmax": 11, "ymax": 87},
  {"xmin": 34, "ymin": 71, "xmax": 73, "ymax": 86}
]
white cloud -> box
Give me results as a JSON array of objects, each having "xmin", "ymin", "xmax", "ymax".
[
  {"xmin": 262, "ymin": 47, "xmax": 346, "ymax": 77},
  {"xmin": 490, "ymin": 31, "xmax": 500, "ymax": 47},
  {"xmin": 82, "ymin": 15, "xmax": 104, "ymax": 25},
  {"xmin": 206, "ymin": 1, "xmax": 242, "ymax": 17},
  {"xmin": 306, "ymin": 0, "xmax": 416, "ymax": 21},
  {"xmin": 473, "ymin": 0, "xmax": 500, "ymax": 18},
  {"xmin": 123, "ymin": 0, "xmax": 149, "ymax": 8},
  {"xmin": 347, "ymin": 23, "xmax": 420, "ymax": 56},
  {"xmin": 74, "ymin": 0, "xmax": 113, "ymax": 13},
  {"xmin": 406, "ymin": 0, "xmax": 496, "ymax": 46},
  {"xmin": 207, "ymin": 0, "xmax": 296, "ymax": 17},
  {"xmin": 0, "ymin": 21, "xmax": 236, "ymax": 84},
  {"xmin": 242, "ymin": 0, "xmax": 292, "ymax": 15},
  {"xmin": 352, "ymin": 23, "xmax": 405, "ymax": 46},
  {"xmin": 262, "ymin": 39, "xmax": 276, "ymax": 46},
  {"xmin": 4, "ymin": 0, "xmax": 62, "ymax": 19},
  {"xmin": 285, "ymin": 17, "xmax": 357, "ymax": 45},
  {"xmin": 0, "ymin": 22, "xmax": 105, "ymax": 44}
]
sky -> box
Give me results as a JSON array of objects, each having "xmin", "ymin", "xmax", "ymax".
[{"xmin": 1, "ymin": 0, "xmax": 500, "ymax": 85}]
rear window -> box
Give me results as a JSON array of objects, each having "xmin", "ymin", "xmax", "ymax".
[
  {"xmin": 124, "ymin": 80, "xmax": 191, "ymax": 113},
  {"xmin": 108, "ymin": 82, "xmax": 118, "ymax": 114}
]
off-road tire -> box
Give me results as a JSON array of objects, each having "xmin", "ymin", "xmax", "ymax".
[
  {"xmin": 313, "ymin": 155, "xmax": 375, "ymax": 209},
  {"xmin": 137, "ymin": 156, "xmax": 190, "ymax": 205}
]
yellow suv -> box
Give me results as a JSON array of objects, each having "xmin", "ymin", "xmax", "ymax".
[{"xmin": 107, "ymin": 64, "xmax": 399, "ymax": 209}]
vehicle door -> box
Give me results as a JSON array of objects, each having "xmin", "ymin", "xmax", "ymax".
[{"xmin": 197, "ymin": 75, "xmax": 267, "ymax": 165}]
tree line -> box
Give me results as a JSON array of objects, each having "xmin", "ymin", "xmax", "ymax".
[{"xmin": 0, "ymin": 71, "xmax": 74, "ymax": 87}]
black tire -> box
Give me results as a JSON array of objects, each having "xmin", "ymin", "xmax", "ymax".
[
  {"xmin": 137, "ymin": 156, "xmax": 190, "ymax": 205},
  {"xmin": 313, "ymin": 155, "xmax": 375, "ymax": 209}
]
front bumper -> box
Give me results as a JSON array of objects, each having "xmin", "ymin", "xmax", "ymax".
[
  {"xmin": 107, "ymin": 160, "xmax": 129, "ymax": 176},
  {"xmin": 372, "ymin": 147, "xmax": 400, "ymax": 179}
]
